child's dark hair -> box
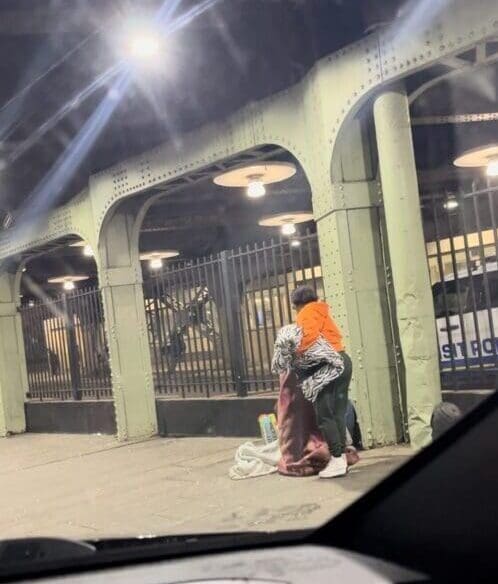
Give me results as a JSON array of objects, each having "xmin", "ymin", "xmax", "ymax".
[{"xmin": 291, "ymin": 285, "xmax": 318, "ymax": 307}]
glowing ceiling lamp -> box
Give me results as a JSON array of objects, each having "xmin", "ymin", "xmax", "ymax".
[
  {"xmin": 246, "ymin": 177, "xmax": 266, "ymax": 199},
  {"xmin": 83, "ymin": 244, "xmax": 94, "ymax": 257},
  {"xmin": 149, "ymin": 257, "xmax": 163, "ymax": 270},
  {"xmin": 48, "ymin": 275, "xmax": 89, "ymax": 291},
  {"xmin": 140, "ymin": 250, "xmax": 180, "ymax": 270},
  {"xmin": 443, "ymin": 194, "xmax": 459, "ymax": 211},
  {"xmin": 258, "ymin": 211, "xmax": 314, "ymax": 238},
  {"xmin": 70, "ymin": 240, "xmax": 94, "ymax": 257},
  {"xmin": 214, "ymin": 162, "xmax": 296, "ymax": 199},
  {"xmin": 281, "ymin": 222, "xmax": 297, "ymax": 236},
  {"xmin": 454, "ymin": 144, "xmax": 498, "ymax": 179},
  {"xmin": 487, "ymin": 157, "xmax": 498, "ymax": 178}
]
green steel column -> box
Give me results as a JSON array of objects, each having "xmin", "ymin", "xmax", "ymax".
[
  {"xmin": 312, "ymin": 116, "xmax": 404, "ymax": 447},
  {"xmin": 373, "ymin": 85, "xmax": 441, "ymax": 448},
  {"xmin": 98, "ymin": 208, "xmax": 157, "ymax": 441},
  {"xmin": 0, "ymin": 270, "xmax": 27, "ymax": 436}
]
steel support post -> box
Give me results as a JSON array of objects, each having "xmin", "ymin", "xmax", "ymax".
[
  {"xmin": 62, "ymin": 294, "xmax": 82, "ymax": 401},
  {"xmin": 374, "ymin": 85, "xmax": 441, "ymax": 448},
  {"xmin": 0, "ymin": 270, "xmax": 27, "ymax": 436},
  {"xmin": 98, "ymin": 208, "xmax": 157, "ymax": 441},
  {"xmin": 313, "ymin": 116, "xmax": 404, "ymax": 447},
  {"xmin": 219, "ymin": 251, "xmax": 246, "ymax": 396}
]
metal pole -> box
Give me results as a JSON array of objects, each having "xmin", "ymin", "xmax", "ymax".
[
  {"xmin": 219, "ymin": 250, "xmax": 246, "ymax": 397},
  {"xmin": 62, "ymin": 293, "xmax": 81, "ymax": 401},
  {"xmin": 373, "ymin": 84, "xmax": 442, "ymax": 448}
]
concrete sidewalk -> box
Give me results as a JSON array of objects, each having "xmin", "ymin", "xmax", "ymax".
[{"xmin": 0, "ymin": 434, "xmax": 411, "ymax": 540}]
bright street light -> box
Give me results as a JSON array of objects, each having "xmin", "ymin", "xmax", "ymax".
[
  {"xmin": 63, "ymin": 280, "xmax": 75, "ymax": 291},
  {"xmin": 129, "ymin": 32, "xmax": 162, "ymax": 61}
]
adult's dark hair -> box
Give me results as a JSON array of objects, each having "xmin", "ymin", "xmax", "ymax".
[{"xmin": 291, "ymin": 285, "xmax": 318, "ymax": 307}]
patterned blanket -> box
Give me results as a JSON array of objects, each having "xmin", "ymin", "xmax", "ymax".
[
  {"xmin": 271, "ymin": 324, "xmax": 344, "ymax": 403},
  {"xmin": 277, "ymin": 369, "xmax": 359, "ymax": 476}
]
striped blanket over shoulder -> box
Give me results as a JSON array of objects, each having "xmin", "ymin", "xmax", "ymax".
[{"xmin": 271, "ymin": 324, "xmax": 344, "ymax": 403}]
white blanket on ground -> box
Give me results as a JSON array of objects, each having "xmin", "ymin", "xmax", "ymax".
[
  {"xmin": 229, "ymin": 440, "xmax": 280, "ymax": 480},
  {"xmin": 229, "ymin": 429, "xmax": 354, "ymax": 480}
]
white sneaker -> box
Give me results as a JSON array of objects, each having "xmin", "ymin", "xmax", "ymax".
[{"xmin": 319, "ymin": 454, "xmax": 348, "ymax": 478}]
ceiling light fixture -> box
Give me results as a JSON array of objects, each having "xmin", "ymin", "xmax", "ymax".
[
  {"xmin": 454, "ymin": 144, "xmax": 498, "ymax": 179},
  {"xmin": 214, "ymin": 162, "xmax": 296, "ymax": 199},
  {"xmin": 48, "ymin": 275, "xmax": 89, "ymax": 290},
  {"xmin": 281, "ymin": 222, "xmax": 297, "ymax": 236},
  {"xmin": 258, "ymin": 211, "xmax": 314, "ymax": 238},
  {"xmin": 246, "ymin": 176, "xmax": 266, "ymax": 198},
  {"xmin": 487, "ymin": 157, "xmax": 498, "ymax": 178},
  {"xmin": 149, "ymin": 257, "xmax": 163, "ymax": 270},
  {"xmin": 140, "ymin": 250, "xmax": 179, "ymax": 270},
  {"xmin": 443, "ymin": 194, "xmax": 459, "ymax": 211},
  {"xmin": 83, "ymin": 244, "xmax": 94, "ymax": 257}
]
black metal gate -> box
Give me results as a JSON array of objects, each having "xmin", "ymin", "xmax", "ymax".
[
  {"xmin": 21, "ymin": 287, "xmax": 112, "ymax": 400},
  {"xmin": 423, "ymin": 185, "xmax": 498, "ymax": 388},
  {"xmin": 143, "ymin": 232, "xmax": 322, "ymax": 397}
]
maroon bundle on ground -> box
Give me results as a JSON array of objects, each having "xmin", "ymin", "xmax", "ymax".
[{"xmin": 277, "ymin": 370, "xmax": 359, "ymax": 476}]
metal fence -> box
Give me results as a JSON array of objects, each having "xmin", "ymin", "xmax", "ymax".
[
  {"xmin": 143, "ymin": 232, "xmax": 323, "ymax": 397},
  {"xmin": 20, "ymin": 187, "xmax": 497, "ymax": 404},
  {"xmin": 423, "ymin": 185, "xmax": 498, "ymax": 388},
  {"xmin": 21, "ymin": 287, "xmax": 112, "ymax": 400}
]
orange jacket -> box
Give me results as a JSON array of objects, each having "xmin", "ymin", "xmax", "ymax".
[{"xmin": 296, "ymin": 301, "xmax": 345, "ymax": 353}]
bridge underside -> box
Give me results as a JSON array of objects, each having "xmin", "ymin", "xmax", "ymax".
[{"xmin": 0, "ymin": 0, "xmax": 497, "ymax": 448}]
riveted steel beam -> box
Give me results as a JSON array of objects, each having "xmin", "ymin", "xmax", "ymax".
[
  {"xmin": 313, "ymin": 114, "xmax": 405, "ymax": 448},
  {"xmin": 409, "ymin": 38, "xmax": 498, "ymax": 105},
  {"xmin": 412, "ymin": 112, "xmax": 498, "ymax": 125},
  {"xmin": 97, "ymin": 203, "xmax": 157, "ymax": 441},
  {"xmin": 374, "ymin": 86, "xmax": 441, "ymax": 449}
]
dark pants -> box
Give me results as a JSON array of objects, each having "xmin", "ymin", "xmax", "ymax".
[{"xmin": 313, "ymin": 352, "xmax": 352, "ymax": 458}]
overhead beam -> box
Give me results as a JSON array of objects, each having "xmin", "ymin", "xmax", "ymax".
[
  {"xmin": 412, "ymin": 112, "xmax": 498, "ymax": 125},
  {"xmin": 440, "ymin": 56, "xmax": 472, "ymax": 69},
  {"xmin": 409, "ymin": 38, "xmax": 498, "ymax": 105},
  {"xmin": 475, "ymin": 41, "xmax": 488, "ymax": 63},
  {"xmin": 417, "ymin": 166, "xmax": 478, "ymax": 187}
]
